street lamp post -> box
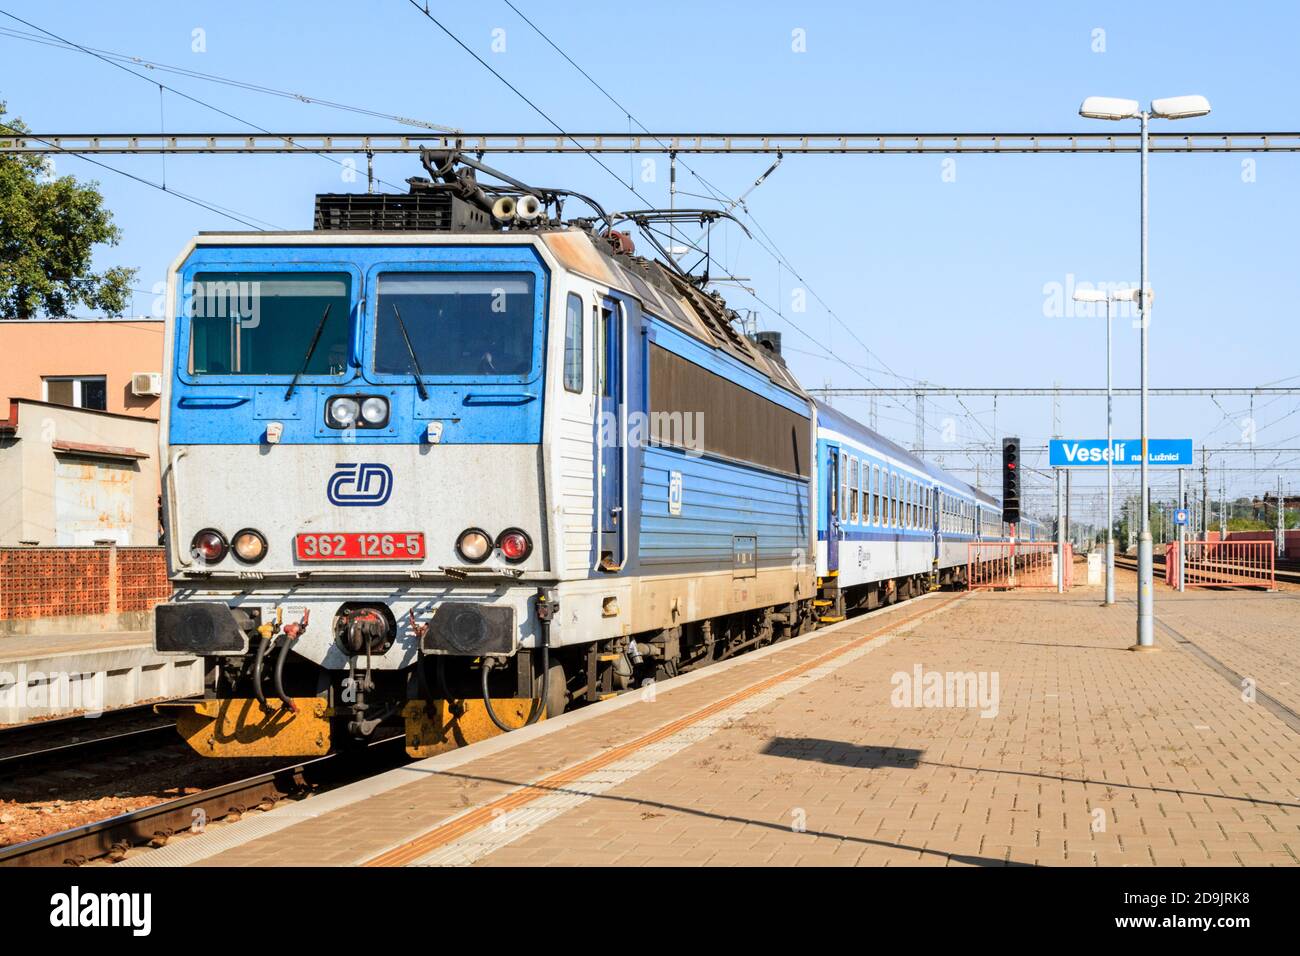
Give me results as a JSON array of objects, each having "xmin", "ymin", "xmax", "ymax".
[{"xmin": 1079, "ymin": 94, "xmax": 1211, "ymax": 650}]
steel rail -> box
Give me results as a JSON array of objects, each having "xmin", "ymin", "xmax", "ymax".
[{"xmin": 0, "ymin": 735, "xmax": 406, "ymax": 867}]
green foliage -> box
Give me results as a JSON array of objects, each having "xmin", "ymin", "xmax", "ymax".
[
  {"xmin": 0, "ymin": 102, "xmax": 137, "ymax": 319},
  {"xmin": 1227, "ymin": 517, "xmax": 1270, "ymax": 532}
]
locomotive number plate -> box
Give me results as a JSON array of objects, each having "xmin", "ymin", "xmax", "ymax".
[{"xmin": 294, "ymin": 532, "xmax": 425, "ymax": 561}]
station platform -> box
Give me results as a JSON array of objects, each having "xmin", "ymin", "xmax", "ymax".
[
  {"xmin": 0, "ymin": 631, "xmax": 201, "ymax": 724},
  {"xmin": 126, "ymin": 575, "xmax": 1300, "ymax": 867}
]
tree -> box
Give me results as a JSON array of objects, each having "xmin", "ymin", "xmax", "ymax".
[{"xmin": 0, "ymin": 103, "xmax": 136, "ymax": 319}]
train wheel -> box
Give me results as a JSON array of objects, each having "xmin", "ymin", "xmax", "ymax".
[{"xmin": 539, "ymin": 658, "xmax": 568, "ymax": 718}]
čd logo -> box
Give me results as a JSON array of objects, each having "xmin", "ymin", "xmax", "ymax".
[{"xmin": 327, "ymin": 463, "xmax": 393, "ymax": 506}]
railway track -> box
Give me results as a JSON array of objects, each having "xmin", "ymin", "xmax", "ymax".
[
  {"xmin": 0, "ymin": 701, "xmax": 187, "ymax": 782},
  {"xmin": 0, "ymin": 700, "xmax": 176, "ymax": 752},
  {"xmin": 0, "ymin": 724, "xmax": 179, "ymax": 782},
  {"xmin": 0, "ymin": 735, "xmax": 407, "ymax": 867},
  {"xmin": 1112, "ymin": 554, "xmax": 1299, "ymax": 586}
]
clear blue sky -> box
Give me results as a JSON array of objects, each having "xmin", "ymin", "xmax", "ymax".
[{"xmin": 3, "ymin": 0, "xmax": 1298, "ymax": 522}]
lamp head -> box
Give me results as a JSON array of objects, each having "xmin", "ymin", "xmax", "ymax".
[
  {"xmin": 1080, "ymin": 96, "xmax": 1141, "ymax": 120},
  {"xmin": 1150, "ymin": 95, "xmax": 1211, "ymax": 120}
]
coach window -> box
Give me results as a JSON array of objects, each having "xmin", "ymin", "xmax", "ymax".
[
  {"xmin": 842, "ymin": 455, "xmax": 852, "ymax": 522},
  {"xmin": 870, "ymin": 466, "xmax": 878, "ymax": 524},
  {"xmin": 849, "ymin": 457, "xmax": 859, "ymax": 522},
  {"xmin": 563, "ymin": 293, "xmax": 583, "ymax": 392}
]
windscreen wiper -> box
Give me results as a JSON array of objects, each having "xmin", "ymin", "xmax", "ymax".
[
  {"xmin": 391, "ymin": 303, "xmax": 429, "ymax": 401},
  {"xmin": 284, "ymin": 303, "xmax": 332, "ymax": 400}
]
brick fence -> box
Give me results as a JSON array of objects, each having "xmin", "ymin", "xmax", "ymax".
[{"xmin": 0, "ymin": 546, "xmax": 171, "ymax": 622}]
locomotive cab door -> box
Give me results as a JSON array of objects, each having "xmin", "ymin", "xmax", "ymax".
[
  {"xmin": 596, "ymin": 297, "xmax": 623, "ymax": 570},
  {"xmin": 825, "ymin": 444, "xmax": 840, "ymax": 573}
]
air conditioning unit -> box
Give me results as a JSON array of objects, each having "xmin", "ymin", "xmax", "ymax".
[{"xmin": 131, "ymin": 372, "xmax": 162, "ymax": 397}]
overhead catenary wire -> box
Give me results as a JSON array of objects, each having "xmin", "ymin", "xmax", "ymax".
[
  {"xmin": 0, "ymin": 8, "xmax": 409, "ymax": 194},
  {"xmin": 1, "ymin": 127, "xmax": 278, "ymax": 230},
  {"xmin": 0, "ymin": 24, "xmax": 462, "ymax": 133},
  {"xmin": 404, "ymin": 0, "xmax": 651, "ymax": 208},
  {"xmin": 495, "ymin": 0, "xmax": 973, "ymax": 436}
]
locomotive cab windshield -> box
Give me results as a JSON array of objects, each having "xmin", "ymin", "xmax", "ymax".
[
  {"xmin": 373, "ymin": 272, "xmax": 537, "ymax": 378},
  {"xmin": 188, "ymin": 272, "xmax": 352, "ymax": 377}
]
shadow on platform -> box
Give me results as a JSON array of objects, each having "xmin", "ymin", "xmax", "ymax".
[{"xmin": 760, "ymin": 737, "xmax": 923, "ymax": 769}]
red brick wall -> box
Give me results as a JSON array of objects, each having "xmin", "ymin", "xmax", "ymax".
[
  {"xmin": 0, "ymin": 547, "xmax": 170, "ymax": 621},
  {"xmin": 114, "ymin": 547, "xmax": 172, "ymax": 612}
]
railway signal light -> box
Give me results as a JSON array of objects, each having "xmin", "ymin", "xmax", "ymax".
[{"xmin": 1002, "ymin": 437, "xmax": 1021, "ymax": 525}]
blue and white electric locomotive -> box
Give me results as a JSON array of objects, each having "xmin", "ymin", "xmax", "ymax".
[
  {"xmin": 152, "ymin": 152, "xmax": 821, "ymax": 757},
  {"xmin": 151, "ymin": 151, "xmax": 1032, "ymax": 759}
]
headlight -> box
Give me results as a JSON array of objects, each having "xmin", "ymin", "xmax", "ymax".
[
  {"xmin": 360, "ymin": 396, "xmax": 389, "ymax": 425},
  {"xmin": 231, "ymin": 528, "xmax": 267, "ymax": 564},
  {"xmin": 456, "ymin": 528, "xmax": 492, "ymax": 564},
  {"xmin": 496, "ymin": 528, "xmax": 532, "ymax": 563},
  {"xmin": 329, "ymin": 396, "xmax": 360, "ymax": 427},
  {"xmin": 191, "ymin": 529, "xmax": 228, "ymax": 564}
]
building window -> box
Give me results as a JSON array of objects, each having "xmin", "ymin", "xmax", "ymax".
[
  {"xmin": 43, "ymin": 376, "xmax": 107, "ymax": 411},
  {"xmin": 563, "ymin": 292, "xmax": 584, "ymax": 393}
]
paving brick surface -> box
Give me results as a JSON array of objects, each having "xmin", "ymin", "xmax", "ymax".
[{"xmin": 182, "ymin": 571, "xmax": 1300, "ymax": 867}]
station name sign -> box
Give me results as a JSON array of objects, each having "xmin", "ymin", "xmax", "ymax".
[{"xmin": 1048, "ymin": 439, "xmax": 1193, "ymax": 467}]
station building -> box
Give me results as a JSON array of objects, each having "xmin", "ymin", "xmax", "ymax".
[{"xmin": 0, "ymin": 318, "xmax": 163, "ymax": 547}]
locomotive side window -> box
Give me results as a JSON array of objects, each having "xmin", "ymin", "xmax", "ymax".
[
  {"xmin": 189, "ymin": 272, "xmax": 351, "ymax": 375},
  {"xmin": 563, "ymin": 292, "xmax": 584, "ymax": 393},
  {"xmin": 374, "ymin": 272, "xmax": 536, "ymax": 377},
  {"xmin": 647, "ymin": 345, "xmax": 811, "ymax": 476}
]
